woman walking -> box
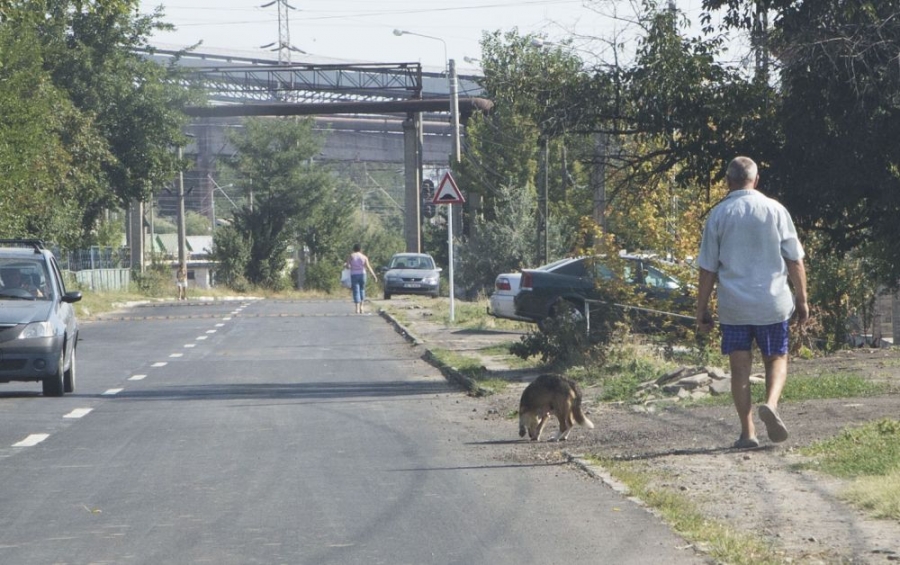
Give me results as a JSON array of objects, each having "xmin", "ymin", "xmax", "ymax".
[{"xmin": 345, "ymin": 243, "xmax": 378, "ymax": 314}]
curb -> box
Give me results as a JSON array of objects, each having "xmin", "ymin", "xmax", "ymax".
[{"xmin": 378, "ymin": 309, "xmax": 488, "ymax": 396}]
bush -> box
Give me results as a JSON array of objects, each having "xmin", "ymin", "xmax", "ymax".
[
  {"xmin": 132, "ymin": 262, "xmax": 172, "ymax": 297},
  {"xmin": 303, "ymin": 261, "xmax": 341, "ymax": 292}
]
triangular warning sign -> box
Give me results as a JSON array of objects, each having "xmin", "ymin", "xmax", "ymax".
[{"xmin": 432, "ymin": 172, "xmax": 465, "ymax": 204}]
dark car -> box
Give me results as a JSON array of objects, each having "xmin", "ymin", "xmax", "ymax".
[
  {"xmin": 514, "ymin": 254, "xmax": 689, "ymax": 331},
  {"xmin": 488, "ymin": 258, "xmax": 577, "ymax": 322},
  {"xmin": 0, "ymin": 240, "xmax": 82, "ymax": 396},
  {"xmin": 381, "ymin": 253, "xmax": 442, "ymax": 299}
]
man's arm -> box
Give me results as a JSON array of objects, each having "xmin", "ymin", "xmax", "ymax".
[
  {"xmin": 785, "ymin": 258, "xmax": 809, "ymax": 324},
  {"xmin": 696, "ymin": 267, "xmax": 717, "ymax": 333}
]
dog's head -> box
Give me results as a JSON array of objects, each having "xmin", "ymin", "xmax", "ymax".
[{"xmin": 518, "ymin": 411, "xmax": 542, "ymax": 441}]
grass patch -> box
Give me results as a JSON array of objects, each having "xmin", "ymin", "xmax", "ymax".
[
  {"xmin": 779, "ymin": 371, "xmax": 886, "ymax": 401},
  {"xmin": 590, "ymin": 457, "xmax": 781, "ymax": 564},
  {"xmin": 841, "ymin": 469, "xmax": 900, "ymax": 520},
  {"xmin": 689, "ymin": 371, "xmax": 888, "ymax": 408},
  {"xmin": 798, "ymin": 419, "xmax": 900, "ymax": 521},
  {"xmin": 799, "ymin": 419, "xmax": 900, "ymax": 478},
  {"xmin": 429, "ymin": 348, "xmax": 509, "ymax": 394}
]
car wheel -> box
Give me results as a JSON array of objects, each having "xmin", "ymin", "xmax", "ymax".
[
  {"xmin": 551, "ymin": 300, "xmax": 586, "ymax": 325},
  {"xmin": 64, "ymin": 347, "xmax": 76, "ymax": 393},
  {"xmin": 43, "ymin": 350, "xmax": 65, "ymax": 397}
]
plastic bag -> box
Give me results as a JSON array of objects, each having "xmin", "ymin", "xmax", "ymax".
[{"xmin": 340, "ymin": 268, "xmax": 352, "ymax": 289}]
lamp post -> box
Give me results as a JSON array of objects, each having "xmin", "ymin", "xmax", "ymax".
[
  {"xmin": 392, "ymin": 29, "xmax": 460, "ymax": 162},
  {"xmin": 176, "ymin": 133, "xmax": 196, "ymax": 282}
]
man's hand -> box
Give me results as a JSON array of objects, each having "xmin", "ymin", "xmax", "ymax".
[
  {"xmin": 696, "ymin": 309, "xmax": 715, "ymax": 334},
  {"xmin": 794, "ymin": 298, "xmax": 809, "ymax": 325}
]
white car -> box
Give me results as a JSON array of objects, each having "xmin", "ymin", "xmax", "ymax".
[{"xmin": 488, "ymin": 258, "xmax": 575, "ymax": 323}]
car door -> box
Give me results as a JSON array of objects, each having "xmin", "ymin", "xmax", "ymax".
[{"xmin": 48, "ymin": 256, "xmax": 77, "ymax": 361}]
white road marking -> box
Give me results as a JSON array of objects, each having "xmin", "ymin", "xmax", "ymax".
[
  {"xmin": 13, "ymin": 434, "xmax": 49, "ymax": 447},
  {"xmin": 128, "ymin": 374, "xmax": 147, "ymax": 381},
  {"xmin": 151, "ymin": 362, "xmax": 167, "ymax": 368},
  {"xmin": 223, "ymin": 317, "xmax": 232, "ymax": 321},
  {"xmin": 102, "ymin": 388, "xmax": 124, "ymax": 396},
  {"xmin": 196, "ymin": 336, "xmax": 208, "ymax": 341},
  {"xmin": 205, "ymin": 329, "xmax": 217, "ymax": 334},
  {"xmin": 169, "ymin": 353, "xmax": 184, "ymax": 358},
  {"xmin": 215, "ymin": 323, "xmax": 224, "ymax": 327},
  {"xmin": 184, "ymin": 343, "xmax": 196, "ymax": 348},
  {"xmin": 64, "ymin": 408, "xmax": 93, "ymax": 419}
]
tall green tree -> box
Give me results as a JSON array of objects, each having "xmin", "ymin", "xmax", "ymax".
[
  {"xmin": 1, "ymin": 0, "xmax": 198, "ymax": 246},
  {"xmin": 0, "ymin": 24, "xmax": 111, "ymax": 246},
  {"xmin": 219, "ymin": 117, "xmax": 346, "ymax": 288}
]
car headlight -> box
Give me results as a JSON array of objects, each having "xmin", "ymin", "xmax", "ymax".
[
  {"xmin": 19, "ymin": 321, "xmax": 55, "ymax": 339},
  {"xmin": 424, "ymin": 276, "xmax": 439, "ymax": 284}
]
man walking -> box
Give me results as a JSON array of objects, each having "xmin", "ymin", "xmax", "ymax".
[{"xmin": 696, "ymin": 156, "xmax": 809, "ymax": 448}]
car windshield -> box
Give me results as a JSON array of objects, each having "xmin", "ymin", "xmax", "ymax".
[
  {"xmin": 623, "ymin": 262, "xmax": 681, "ymax": 289},
  {"xmin": 0, "ymin": 259, "xmax": 51, "ymax": 300},
  {"xmin": 391, "ymin": 256, "xmax": 433, "ymax": 270}
]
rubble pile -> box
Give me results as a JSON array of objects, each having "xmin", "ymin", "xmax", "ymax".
[{"xmin": 634, "ymin": 366, "xmax": 766, "ymax": 405}]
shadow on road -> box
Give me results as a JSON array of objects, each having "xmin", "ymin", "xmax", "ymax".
[{"xmin": 110, "ymin": 380, "xmax": 452, "ymax": 402}]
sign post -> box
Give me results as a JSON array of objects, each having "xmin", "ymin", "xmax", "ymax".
[{"xmin": 432, "ymin": 171, "xmax": 465, "ymax": 322}]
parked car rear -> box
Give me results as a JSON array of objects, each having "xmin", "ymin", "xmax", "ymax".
[
  {"xmin": 514, "ymin": 254, "xmax": 690, "ymax": 331},
  {"xmin": 488, "ymin": 258, "xmax": 576, "ymax": 323}
]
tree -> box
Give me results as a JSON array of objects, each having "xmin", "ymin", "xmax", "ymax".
[
  {"xmin": 0, "ymin": 24, "xmax": 112, "ymax": 246},
  {"xmin": 219, "ymin": 117, "xmax": 344, "ymax": 289},
  {"xmin": 0, "ymin": 0, "xmax": 198, "ymax": 246}
]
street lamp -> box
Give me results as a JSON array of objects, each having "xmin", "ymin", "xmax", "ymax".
[
  {"xmin": 392, "ymin": 29, "xmax": 448, "ymax": 72},
  {"xmin": 392, "ymin": 28, "xmax": 460, "ymax": 163}
]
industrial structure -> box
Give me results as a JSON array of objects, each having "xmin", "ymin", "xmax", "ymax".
[{"xmin": 130, "ymin": 46, "xmax": 491, "ymax": 273}]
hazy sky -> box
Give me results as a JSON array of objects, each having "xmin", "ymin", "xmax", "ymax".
[{"xmin": 138, "ymin": 0, "xmax": 718, "ymax": 72}]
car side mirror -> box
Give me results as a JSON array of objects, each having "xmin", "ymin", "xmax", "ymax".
[{"xmin": 62, "ymin": 291, "xmax": 83, "ymax": 303}]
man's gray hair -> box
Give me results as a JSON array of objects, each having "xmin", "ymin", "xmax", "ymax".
[{"xmin": 726, "ymin": 156, "xmax": 758, "ymax": 185}]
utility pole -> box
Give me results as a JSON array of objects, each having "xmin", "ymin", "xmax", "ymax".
[
  {"xmin": 537, "ymin": 136, "xmax": 549, "ymax": 265},
  {"xmin": 177, "ymin": 145, "xmax": 187, "ymax": 280}
]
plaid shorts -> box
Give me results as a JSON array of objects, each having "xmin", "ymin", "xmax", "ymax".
[{"xmin": 720, "ymin": 321, "xmax": 790, "ymax": 356}]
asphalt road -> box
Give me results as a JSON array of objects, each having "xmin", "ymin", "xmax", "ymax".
[{"xmin": 0, "ymin": 299, "xmax": 705, "ymax": 565}]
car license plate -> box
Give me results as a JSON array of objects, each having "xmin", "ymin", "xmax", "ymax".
[{"xmin": 403, "ymin": 283, "xmax": 421, "ymax": 288}]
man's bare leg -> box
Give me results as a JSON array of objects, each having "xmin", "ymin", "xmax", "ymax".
[{"xmin": 729, "ymin": 349, "xmax": 756, "ymax": 441}]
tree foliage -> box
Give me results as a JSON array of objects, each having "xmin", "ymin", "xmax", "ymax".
[
  {"xmin": 0, "ymin": 0, "xmax": 198, "ymax": 248},
  {"xmin": 217, "ymin": 117, "xmax": 350, "ymax": 289}
]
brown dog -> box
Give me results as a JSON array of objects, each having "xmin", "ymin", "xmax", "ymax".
[{"xmin": 518, "ymin": 374, "xmax": 594, "ymax": 441}]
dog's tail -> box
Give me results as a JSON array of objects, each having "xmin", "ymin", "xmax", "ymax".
[
  {"xmin": 573, "ymin": 404, "xmax": 594, "ymax": 429},
  {"xmin": 570, "ymin": 382, "xmax": 595, "ymax": 429}
]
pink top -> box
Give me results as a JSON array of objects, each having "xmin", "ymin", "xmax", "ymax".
[{"xmin": 348, "ymin": 252, "xmax": 367, "ymax": 274}]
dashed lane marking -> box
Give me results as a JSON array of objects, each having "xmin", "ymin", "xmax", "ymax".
[
  {"xmin": 128, "ymin": 374, "xmax": 147, "ymax": 381},
  {"xmin": 102, "ymin": 388, "xmax": 124, "ymax": 396},
  {"xmin": 169, "ymin": 353, "xmax": 184, "ymax": 358},
  {"xmin": 13, "ymin": 434, "xmax": 49, "ymax": 447},
  {"xmin": 151, "ymin": 362, "xmax": 168, "ymax": 367},
  {"xmin": 64, "ymin": 408, "xmax": 93, "ymax": 419}
]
